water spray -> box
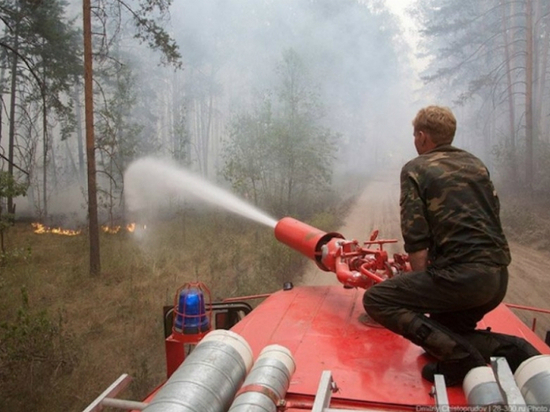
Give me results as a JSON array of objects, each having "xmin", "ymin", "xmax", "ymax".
[{"xmin": 124, "ymin": 157, "xmax": 277, "ymax": 228}]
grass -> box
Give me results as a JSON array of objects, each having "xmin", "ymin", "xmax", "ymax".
[{"xmin": 0, "ymin": 210, "xmax": 310, "ymax": 411}]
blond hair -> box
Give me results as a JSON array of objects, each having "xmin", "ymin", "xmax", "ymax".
[{"xmin": 412, "ymin": 106, "xmax": 456, "ymax": 145}]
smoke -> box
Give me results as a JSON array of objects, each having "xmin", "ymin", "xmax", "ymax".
[
  {"xmin": 166, "ymin": 0, "xmax": 421, "ymax": 174},
  {"xmin": 5, "ymin": 0, "xmax": 430, "ymax": 223}
]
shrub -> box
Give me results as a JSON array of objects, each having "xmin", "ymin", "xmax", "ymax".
[{"xmin": 0, "ymin": 287, "xmax": 78, "ymax": 411}]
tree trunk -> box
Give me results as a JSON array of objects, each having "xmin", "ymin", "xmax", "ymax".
[
  {"xmin": 7, "ymin": 19, "xmax": 20, "ymax": 215},
  {"xmin": 64, "ymin": 138, "xmax": 79, "ymax": 178},
  {"xmin": 533, "ymin": 0, "xmax": 549, "ymax": 144},
  {"xmin": 525, "ymin": 0, "xmax": 534, "ymax": 196},
  {"xmin": 42, "ymin": 54, "xmax": 50, "ymax": 222},
  {"xmin": 501, "ymin": 0, "xmax": 516, "ymax": 158},
  {"xmin": 0, "ymin": 65, "xmax": 4, "ymax": 148},
  {"xmin": 73, "ymin": 76, "xmax": 85, "ymax": 181},
  {"xmin": 0, "ymin": 95, "xmax": 3, "ymax": 149},
  {"xmin": 83, "ymin": 0, "xmax": 101, "ymax": 276},
  {"xmin": 42, "ymin": 96, "xmax": 48, "ymax": 221},
  {"xmin": 203, "ymin": 72, "xmax": 216, "ymax": 177}
]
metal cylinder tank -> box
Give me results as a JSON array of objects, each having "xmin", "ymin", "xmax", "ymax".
[
  {"xmin": 515, "ymin": 355, "xmax": 550, "ymax": 405},
  {"xmin": 463, "ymin": 366, "xmax": 505, "ymax": 406},
  {"xmin": 228, "ymin": 344, "xmax": 296, "ymax": 412},
  {"xmin": 143, "ymin": 329, "xmax": 253, "ymax": 412}
]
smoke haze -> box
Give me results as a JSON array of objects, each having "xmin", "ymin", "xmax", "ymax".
[{"xmin": 5, "ymin": 0, "xmax": 430, "ymax": 223}]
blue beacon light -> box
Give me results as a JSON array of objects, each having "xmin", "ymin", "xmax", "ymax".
[{"xmin": 174, "ymin": 285, "xmax": 210, "ymax": 334}]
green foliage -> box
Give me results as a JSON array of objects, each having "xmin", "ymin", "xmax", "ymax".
[
  {"xmin": 172, "ymin": 112, "xmax": 192, "ymax": 164},
  {"xmin": 415, "ymin": 0, "xmax": 498, "ymax": 97},
  {"xmin": 0, "ymin": 287, "xmax": 78, "ymax": 411},
  {"xmin": 0, "ymin": 0, "xmax": 81, "ymax": 132},
  {"xmin": 117, "ymin": 0, "xmax": 182, "ymax": 68},
  {"xmin": 97, "ymin": 63, "xmax": 145, "ymax": 158},
  {"xmin": 0, "ymin": 171, "xmax": 28, "ymax": 252},
  {"xmin": 0, "ymin": 0, "xmax": 81, "ymax": 222},
  {"xmin": 222, "ymin": 94, "xmax": 273, "ymax": 206},
  {"xmin": 308, "ymin": 211, "xmax": 341, "ymax": 233},
  {"xmin": 129, "ymin": 354, "xmax": 154, "ymax": 400},
  {"xmin": 96, "ymin": 61, "xmax": 147, "ymax": 224},
  {"xmin": 222, "ymin": 49, "xmax": 339, "ymax": 218},
  {"xmin": 414, "ymin": 0, "xmax": 550, "ymax": 192},
  {"xmin": 0, "ymin": 246, "xmax": 32, "ymax": 267},
  {"xmin": 252, "ymin": 238, "xmax": 303, "ymax": 292},
  {"xmin": 0, "ymin": 170, "xmax": 28, "ymax": 201},
  {"xmin": 89, "ymin": 0, "xmax": 184, "ymax": 223}
]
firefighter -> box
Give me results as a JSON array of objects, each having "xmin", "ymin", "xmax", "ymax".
[{"xmin": 363, "ymin": 105, "xmax": 539, "ymax": 386}]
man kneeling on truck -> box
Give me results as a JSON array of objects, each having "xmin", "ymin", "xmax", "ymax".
[{"xmin": 363, "ymin": 105, "xmax": 539, "ymax": 386}]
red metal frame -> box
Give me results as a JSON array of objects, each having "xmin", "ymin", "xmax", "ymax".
[
  {"xmin": 222, "ymin": 293, "xmax": 273, "ymax": 303},
  {"xmin": 505, "ymin": 302, "xmax": 550, "ymax": 333}
]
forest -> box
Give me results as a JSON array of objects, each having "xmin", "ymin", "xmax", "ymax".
[{"xmin": 1, "ymin": 0, "xmax": 550, "ymax": 410}]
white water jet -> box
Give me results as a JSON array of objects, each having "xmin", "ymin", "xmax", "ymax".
[{"xmin": 124, "ymin": 157, "xmax": 278, "ymax": 228}]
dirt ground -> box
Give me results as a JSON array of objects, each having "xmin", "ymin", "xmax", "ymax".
[{"xmin": 298, "ymin": 169, "xmax": 550, "ymax": 340}]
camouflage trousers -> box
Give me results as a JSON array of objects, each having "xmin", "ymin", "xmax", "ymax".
[{"xmin": 362, "ymin": 263, "xmax": 537, "ymax": 366}]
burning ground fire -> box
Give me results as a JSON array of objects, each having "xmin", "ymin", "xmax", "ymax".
[
  {"xmin": 32, "ymin": 223, "xmax": 145, "ymax": 235},
  {"xmin": 100, "ymin": 223, "xmax": 145, "ymax": 234},
  {"xmin": 31, "ymin": 223, "xmax": 81, "ymax": 236}
]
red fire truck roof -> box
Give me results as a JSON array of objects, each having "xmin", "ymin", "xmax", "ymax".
[{"xmin": 231, "ymin": 285, "xmax": 550, "ymax": 410}]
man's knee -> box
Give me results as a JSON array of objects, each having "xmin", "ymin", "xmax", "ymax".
[
  {"xmin": 363, "ymin": 283, "xmax": 413, "ymax": 329},
  {"xmin": 362, "ymin": 287, "xmax": 385, "ymax": 320},
  {"xmin": 362, "ymin": 288, "xmax": 375, "ymax": 312}
]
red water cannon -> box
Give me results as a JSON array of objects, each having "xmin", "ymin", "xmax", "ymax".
[{"xmin": 274, "ymin": 217, "xmax": 410, "ymax": 289}]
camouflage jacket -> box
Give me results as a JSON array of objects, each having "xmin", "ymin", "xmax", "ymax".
[{"xmin": 400, "ymin": 145, "xmax": 511, "ymax": 268}]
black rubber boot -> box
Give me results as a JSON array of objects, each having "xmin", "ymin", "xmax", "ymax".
[
  {"xmin": 462, "ymin": 329, "xmax": 541, "ymax": 372},
  {"xmin": 421, "ymin": 358, "xmax": 482, "ymax": 386},
  {"xmin": 404, "ymin": 316, "xmax": 486, "ymax": 385}
]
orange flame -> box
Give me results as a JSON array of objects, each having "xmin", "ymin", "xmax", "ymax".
[
  {"xmin": 101, "ymin": 225, "xmax": 121, "ymax": 234},
  {"xmin": 125, "ymin": 223, "xmax": 146, "ymax": 232},
  {"xmin": 32, "ymin": 222, "xmax": 146, "ymax": 236},
  {"xmin": 32, "ymin": 223, "xmax": 81, "ymax": 236},
  {"xmin": 100, "ymin": 223, "xmax": 146, "ymax": 234}
]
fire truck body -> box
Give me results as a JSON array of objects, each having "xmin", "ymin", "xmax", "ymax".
[
  {"xmin": 231, "ymin": 284, "xmax": 550, "ymax": 409},
  {"xmin": 130, "ymin": 285, "xmax": 550, "ymax": 412},
  {"xmin": 84, "ymin": 217, "xmax": 550, "ymax": 411}
]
